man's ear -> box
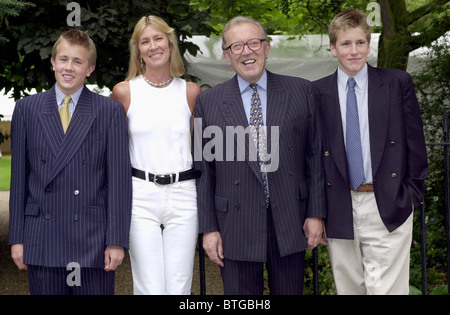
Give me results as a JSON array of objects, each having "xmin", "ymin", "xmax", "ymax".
[
  {"xmin": 223, "ymin": 51, "xmax": 232, "ymax": 66},
  {"xmin": 330, "ymin": 43, "xmax": 337, "ymax": 57}
]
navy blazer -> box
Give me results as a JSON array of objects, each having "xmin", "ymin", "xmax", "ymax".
[
  {"xmin": 194, "ymin": 71, "xmax": 326, "ymax": 262},
  {"xmin": 313, "ymin": 64, "xmax": 428, "ymax": 239},
  {"xmin": 9, "ymin": 85, "xmax": 132, "ymax": 268}
]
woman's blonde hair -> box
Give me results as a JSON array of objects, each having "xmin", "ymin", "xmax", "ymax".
[{"xmin": 126, "ymin": 15, "xmax": 184, "ymax": 80}]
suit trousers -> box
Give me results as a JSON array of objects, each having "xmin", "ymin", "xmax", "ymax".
[
  {"xmin": 220, "ymin": 206, "xmax": 305, "ymax": 295},
  {"xmin": 27, "ymin": 265, "xmax": 115, "ymax": 295},
  {"xmin": 128, "ymin": 177, "xmax": 198, "ymax": 295},
  {"xmin": 327, "ymin": 191, "xmax": 413, "ymax": 295}
]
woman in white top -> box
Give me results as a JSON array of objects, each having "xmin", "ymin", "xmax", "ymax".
[{"xmin": 112, "ymin": 15, "xmax": 202, "ymax": 295}]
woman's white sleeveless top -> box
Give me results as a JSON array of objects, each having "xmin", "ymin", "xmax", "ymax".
[{"xmin": 127, "ymin": 76, "xmax": 193, "ymax": 173}]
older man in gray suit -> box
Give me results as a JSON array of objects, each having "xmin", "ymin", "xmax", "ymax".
[
  {"xmin": 9, "ymin": 30, "xmax": 132, "ymax": 295},
  {"xmin": 194, "ymin": 16, "xmax": 326, "ymax": 295}
]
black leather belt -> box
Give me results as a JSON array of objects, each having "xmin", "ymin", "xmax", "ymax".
[{"xmin": 132, "ymin": 167, "xmax": 201, "ymax": 185}]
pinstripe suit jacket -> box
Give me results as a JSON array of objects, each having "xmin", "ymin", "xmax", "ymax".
[
  {"xmin": 9, "ymin": 85, "xmax": 132, "ymax": 268},
  {"xmin": 194, "ymin": 71, "xmax": 326, "ymax": 262}
]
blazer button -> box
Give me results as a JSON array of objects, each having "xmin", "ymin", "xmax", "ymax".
[
  {"xmin": 327, "ymin": 182, "xmax": 332, "ymax": 187},
  {"xmin": 324, "ymin": 151, "xmax": 330, "ymax": 157},
  {"xmin": 74, "ymin": 190, "xmax": 80, "ymax": 196},
  {"xmin": 234, "ymin": 180, "xmax": 239, "ymax": 185},
  {"xmin": 74, "ymin": 215, "xmax": 79, "ymax": 221},
  {"xmin": 391, "ymin": 173, "xmax": 397, "ymax": 178},
  {"xmin": 45, "ymin": 214, "xmax": 51, "ymax": 220},
  {"xmin": 390, "ymin": 140, "xmax": 396, "ymax": 146}
]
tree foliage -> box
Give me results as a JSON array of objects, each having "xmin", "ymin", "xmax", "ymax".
[
  {"xmin": 0, "ymin": 0, "xmax": 214, "ymax": 100},
  {"xmin": 193, "ymin": 0, "xmax": 450, "ymax": 71},
  {"xmin": 0, "ymin": 0, "xmax": 35, "ymax": 43},
  {"xmin": 1, "ymin": 0, "xmax": 449, "ymax": 98},
  {"xmin": 377, "ymin": 0, "xmax": 450, "ymax": 69}
]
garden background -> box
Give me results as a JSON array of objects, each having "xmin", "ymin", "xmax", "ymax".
[{"xmin": 0, "ymin": 0, "xmax": 449, "ymax": 294}]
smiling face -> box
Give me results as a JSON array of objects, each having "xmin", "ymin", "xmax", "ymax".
[
  {"xmin": 51, "ymin": 40, "xmax": 95, "ymax": 95},
  {"xmin": 223, "ymin": 22, "xmax": 270, "ymax": 83},
  {"xmin": 138, "ymin": 25, "xmax": 171, "ymax": 72},
  {"xmin": 330, "ymin": 26, "xmax": 370, "ymax": 77}
]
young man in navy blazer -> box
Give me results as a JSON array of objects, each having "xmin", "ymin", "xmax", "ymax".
[
  {"xmin": 313, "ymin": 9, "xmax": 428, "ymax": 294},
  {"xmin": 195, "ymin": 16, "xmax": 326, "ymax": 295},
  {"xmin": 9, "ymin": 30, "xmax": 132, "ymax": 295}
]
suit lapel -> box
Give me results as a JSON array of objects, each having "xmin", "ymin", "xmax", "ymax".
[
  {"xmin": 220, "ymin": 76, "xmax": 249, "ymax": 128},
  {"xmin": 266, "ymin": 71, "xmax": 288, "ymax": 140},
  {"xmin": 45, "ymin": 86, "xmax": 96, "ymax": 186},
  {"xmin": 39, "ymin": 86, "xmax": 65, "ymax": 157},
  {"xmin": 220, "ymin": 76, "xmax": 263, "ymax": 184},
  {"xmin": 320, "ymin": 71, "xmax": 349, "ymax": 182},
  {"xmin": 367, "ymin": 65, "xmax": 389, "ymax": 178}
]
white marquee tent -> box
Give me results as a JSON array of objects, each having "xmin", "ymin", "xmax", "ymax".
[{"xmin": 184, "ymin": 34, "xmax": 425, "ymax": 89}]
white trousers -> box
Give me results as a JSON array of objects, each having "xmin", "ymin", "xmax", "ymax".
[
  {"xmin": 129, "ymin": 177, "xmax": 198, "ymax": 295},
  {"xmin": 327, "ymin": 191, "xmax": 413, "ymax": 295}
]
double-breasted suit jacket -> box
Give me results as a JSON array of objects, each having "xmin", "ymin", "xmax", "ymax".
[
  {"xmin": 313, "ymin": 64, "xmax": 428, "ymax": 239},
  {"xmin": 194, "ymin": 71, "xmax": 326, "ymax": 262},
  {"xmin": 9, "ymin": 85, "xmax": 132, "ymax": 268}
]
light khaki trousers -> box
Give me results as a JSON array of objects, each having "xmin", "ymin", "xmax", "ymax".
[{"xmin": 327, "ymin": 191, "xmax": 413, "ymax": 295}]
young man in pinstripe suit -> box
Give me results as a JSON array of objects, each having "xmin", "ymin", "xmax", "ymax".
[
  {"xmin": 194, "ymin": 16, "xmax": 327, "ymax": 295},
  {"xmin": 9, "ymin": 30, "xmax": 132, "ymax": 295}
]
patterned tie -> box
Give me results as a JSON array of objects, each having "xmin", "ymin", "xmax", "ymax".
[
  {"xmin": 249, "ymin": 83, "xmax": 270, "ymax": 206},
  {"xmin": 60, "ymin": 95, "xmax": 72, "ymax": 134},
  {"xmin": 345, "ymin": 77, "xmax": 365, "ymax": 190}
]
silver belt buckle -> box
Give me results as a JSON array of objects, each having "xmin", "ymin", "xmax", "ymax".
[{"xmin": 153, "ymin": 173, "xmax": 174, "ymax": 186}]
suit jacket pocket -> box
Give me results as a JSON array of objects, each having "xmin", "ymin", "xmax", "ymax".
[
  {"xmin": 86, "ymin": 132, "xmax": 104, "ymax": 141},
  {"xmin": 24, "ymin": 204, "xmax": 41, "ymax": 247},
  {"xmin": 299, "ymin": 182, "xmax": 309, "ymax": 200},
  {"xmin": 214, "ymin": 195, "xmax": 228, "ymax": 213},
  {"xmin": 24, "ymin": 204, "xmax": 40, "ymax": 216},
  {"xmin": 82, "ymin": 206, "xmax": 107, "ymax": 235},
  {"xmin": 85, "ymin": 205, "xmax": 107, "ymax": 217}
]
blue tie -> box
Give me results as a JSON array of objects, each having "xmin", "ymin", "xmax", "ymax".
[
  {"xmin": 249, "ymin": 83, "xmax": 269, "ymax": 206},
  {"xmin": 346, "ymin": 78, "xmax": 365, "ymax": 190}
]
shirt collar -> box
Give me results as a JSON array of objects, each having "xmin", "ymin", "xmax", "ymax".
[
  {"xmin": 55, "ymin": 84, "xmax": 84, "ymax": 106},
  {"xmin": 237, "ymin": 71, "xmax": 268, "ymax": 94},
  {"xmin": 337, "ymin": 63, "xmax": 368, "ymax": 90}
]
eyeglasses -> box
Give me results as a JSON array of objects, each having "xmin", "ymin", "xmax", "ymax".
[{"xmin": 223, "ymin": 38, "xmax": 267, "ymax": 55}]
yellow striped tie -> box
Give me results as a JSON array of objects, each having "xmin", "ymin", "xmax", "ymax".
[{"xmin": 60, "ymin": 95, "xmax": 72, "ymax": 133}]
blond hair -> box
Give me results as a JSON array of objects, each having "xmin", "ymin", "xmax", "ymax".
[
  {"xmin": 328, "ymin": 8, "xmax": 371, "ymax": 45},
  {"xmin": 52, "ymin": 29, "xmax": 97, "ymax": 67},
  {"xmin": 126, "ymin": 15, "xmax": 184, "ymax": 80}
]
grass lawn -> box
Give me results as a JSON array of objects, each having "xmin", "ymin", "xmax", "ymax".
[{"xmin": 0, "ymin": 155, "xmax": 11, "ymax": 190}]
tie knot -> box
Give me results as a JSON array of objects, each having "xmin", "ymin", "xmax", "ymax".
[
  {"xmin": 63, "ymin": 95, "xmax": 72, "ymax": 106},
  {"xmin": 250, "ymin": 83, "xmax": 258, "ymax": 92},
  {"xmin": 348, "ymin": 77, "xmax": 356, "ymax": 89}
]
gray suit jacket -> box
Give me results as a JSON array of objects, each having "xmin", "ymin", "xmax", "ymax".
[
  {"xmin": 313, "ymin": 64, "xmax": 428, "ymax": 239},
  {"xmin": 194, "ymin": 71, "xmax": 326, "ymax": 262},
  {"xmin": 9, "ymin": 85, "xmax": 132, "ymax": 268}
]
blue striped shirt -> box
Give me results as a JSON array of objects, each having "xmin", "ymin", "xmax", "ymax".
[
  {"xmin": 238, "ymin": 71, "xmax": 268, "ymax": 126},
  {"xmin": 55, "ymin": 85, "xmax": 84, "ymax": 116}
]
